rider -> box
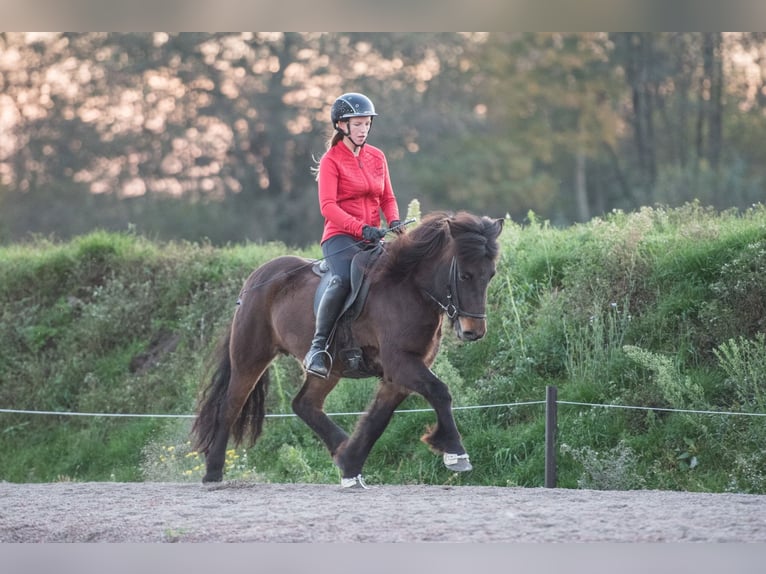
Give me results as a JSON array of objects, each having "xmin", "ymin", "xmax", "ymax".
[{"xmin": 303, "ymin": 92, "xmax": 404, "ymax": 378}]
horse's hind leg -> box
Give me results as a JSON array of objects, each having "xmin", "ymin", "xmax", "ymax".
[
  {"xmin": 291, "ymin": 373, "xmax": 348, "ymax": 455},
  {"xmin": 333, "ymin": 383, "xmax": 411, "ymax": 480}
]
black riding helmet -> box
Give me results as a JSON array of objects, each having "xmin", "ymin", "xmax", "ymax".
[{"xmin": 331, "ymin": 93, "xmax": 378, "ymax": 135}]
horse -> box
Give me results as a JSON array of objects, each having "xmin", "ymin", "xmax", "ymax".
[{"xmin": 192, "ymin": 210, "xmax": 504, "ymax": 488}]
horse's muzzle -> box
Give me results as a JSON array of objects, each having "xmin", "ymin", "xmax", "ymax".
[{"xmin": 455, "ymin": 317, "xmax": 486, "ymax": 341}]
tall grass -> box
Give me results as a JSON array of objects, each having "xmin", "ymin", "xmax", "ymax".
[{"xmin": 2, "ymin": 202, "xmax": 766, "ymax": 492}]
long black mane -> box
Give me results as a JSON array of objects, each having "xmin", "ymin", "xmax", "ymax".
[{"xmin": 374, "ymin": 211, "xmax": 502, "ymax": 282}]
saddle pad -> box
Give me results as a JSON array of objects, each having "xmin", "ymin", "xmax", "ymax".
[{"xmin": 312, "ymin": 244, "xmax": 383, "ymax": 320}]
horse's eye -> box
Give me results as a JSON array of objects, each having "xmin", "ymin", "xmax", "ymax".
[{"xmin": 459, "ymin": 272, "xmax": 472, "ymax": 281}]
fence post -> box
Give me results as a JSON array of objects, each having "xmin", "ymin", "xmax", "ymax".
[{"xmin": 545, "ymin": 385, "xmax": 558, "ymax": 488}]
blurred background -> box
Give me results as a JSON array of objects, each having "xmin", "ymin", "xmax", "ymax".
[{"xmin": 2, "ymin": 32, "xmax": 766, "ymax": 247}]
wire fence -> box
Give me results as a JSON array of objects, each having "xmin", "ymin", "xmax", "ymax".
[
  {"xmin": 1, "ymin": 398, "xmax": 764, "ymax": 419},
  {"xmin": 4, "ymin": 391, "xmax": 764, "ymax": 488}
]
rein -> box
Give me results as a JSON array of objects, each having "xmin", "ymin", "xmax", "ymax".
[
  {"xmin": 423, "ymin": 257, "xmax": 487, "ymax": 320},
  {"xmin": 238, "ymin": 219, "xmax": 415, "ymax": 301}
]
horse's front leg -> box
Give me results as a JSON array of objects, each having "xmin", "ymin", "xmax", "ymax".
[
  {"xmin": 333, "ymin": 382, "xmax": 411, "ymax": 483},
  {"xmin": 292, "ymin": 373, "xmax": 349, "ymax": 455},
  {"xmin": 393, "ymin": 355, "xmax": 473, "ymax": 472}
]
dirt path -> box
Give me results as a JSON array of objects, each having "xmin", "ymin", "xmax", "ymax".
[{"xmin": 1, "ymin": 481, "xmax": 765, "ymax": 542}]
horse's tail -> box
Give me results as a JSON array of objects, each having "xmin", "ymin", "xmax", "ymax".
[
  {"xmin": 192, "ymin": 327, "xmax": 270, "ymax": 453},
  {"xmin": 231, "ymin": 369, "xmax": 269, "ymax": 448}
]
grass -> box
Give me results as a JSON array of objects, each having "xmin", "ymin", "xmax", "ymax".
[{"xmin": 2, "ymin": 202, "xmax": 766, "ymax": 492}]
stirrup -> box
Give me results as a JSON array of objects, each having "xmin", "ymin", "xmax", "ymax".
[
  {"xmin": 304, "ymin": 348, "xmax": 332, "ymax": 378},
  {"xmin": 340, "ymin": 474, "xmax": 369, "ymax": 490}
]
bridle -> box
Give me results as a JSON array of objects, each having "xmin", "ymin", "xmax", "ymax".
[{"xmin": 423, "ymin": 257, "xmax": 487, "ymax": 320}]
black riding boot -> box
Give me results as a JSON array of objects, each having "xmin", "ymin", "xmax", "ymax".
[{"xmin": 304, "ymin": 276, "xmax": 348, "ymax": 378}]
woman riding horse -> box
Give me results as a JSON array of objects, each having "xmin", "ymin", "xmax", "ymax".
[
  {"xmin": 304, "ymin": 92, "xmax": 404, "ymax": 379},
  {"xmin": 192, "ymin": 211, "xmax": 503, "ymax": 488}
]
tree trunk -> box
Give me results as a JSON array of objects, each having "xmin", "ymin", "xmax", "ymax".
[
  {"xmin": 623, "ymin": 33, "xmax": 657, "ymax": 194},
  {"xmin": 706, "ymin": 33, "xmax": 724, "ymax": 174},
  {"xmin": 575, "ymin": 147, "xmax": 589, "ymax": 222}
]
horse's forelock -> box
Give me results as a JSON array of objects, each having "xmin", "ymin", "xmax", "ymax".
[{"xmin": 449, "ymin": 213, "xmax": 501, "ymax": 261}]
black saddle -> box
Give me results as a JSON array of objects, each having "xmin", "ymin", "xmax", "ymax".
[
  {"xmin": 310, "ymin": 244, "xmax": 383, "ymax": 378},
  {"xmin": 311, "ymin": 244, "xmax": 382, "ymax": 318}
]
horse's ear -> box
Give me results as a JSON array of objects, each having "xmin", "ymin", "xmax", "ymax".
[
  {"xmin": 492, "ymin": 217, "xmax": 504, "ymax": 237},
  {"xmin": 481, "ymin": 216, "xmax": 504, "ymax": 239}
]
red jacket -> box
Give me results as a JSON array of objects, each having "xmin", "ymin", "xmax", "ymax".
[{"xmin": 318, "ymin": 142, "xmax": 400, "ymax": 243}]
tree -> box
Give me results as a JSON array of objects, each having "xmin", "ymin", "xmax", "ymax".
[
  {"xmin": 3, "ymin": 33, "xmax": 766, "ymax": 245},
  {"xmin": 448, "ymin": 33, "xmax": 623, "ymax": 222}
]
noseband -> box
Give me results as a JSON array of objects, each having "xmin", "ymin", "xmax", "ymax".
[{"xmin": 423, "ymin": 257, "xmax": 487, "ymax": 320}]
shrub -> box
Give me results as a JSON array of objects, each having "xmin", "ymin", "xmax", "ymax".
[
  {"xmin": 713, "ymin": 333, "xmax": 766, "ymax": 411},
  {"xmin": 561, "ymin": 440, "xmax": 646, "ymax": 490}
]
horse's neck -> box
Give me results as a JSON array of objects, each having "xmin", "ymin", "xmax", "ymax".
[{"xmin": 414, "ymin": 255, "xmax": 450, "ymax": 294}]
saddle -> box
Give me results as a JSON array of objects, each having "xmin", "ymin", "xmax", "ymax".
[{"xmin": 311, "ymin": 244, "xmax": 383, "ymax": 378}]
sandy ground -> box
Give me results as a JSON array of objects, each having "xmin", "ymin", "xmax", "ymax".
[{"xmin": 1, "ymin": 481, "xmax": 765, "ymax": 543}]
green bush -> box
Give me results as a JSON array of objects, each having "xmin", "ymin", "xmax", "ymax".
[{"xmin": 714, "ymin": 334, "xmax": 766, "ymax": 411}]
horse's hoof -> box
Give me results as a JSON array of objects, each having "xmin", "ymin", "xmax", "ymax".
[
  {"xmin": 443, "ymin": 453, "xmax": 472, "ymax": 472},
  {"xmin": 202, "ymin": 471, "xmax": 223, "ymax": 483},
  {"xmin": 340, "ymin": 474, "xmax": 369, "ymax": 490}
]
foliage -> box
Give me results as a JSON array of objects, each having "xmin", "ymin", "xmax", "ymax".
[
  {"xmin": 141, "ymin": 421, "xmax": 259, "ymax": 483},
  {"xmin": 713, "ymin": 334, "xmax": 766, "ymax": 412},
  {"xmin": 2, "ymin": 204, "xmax": 766, "ymax": 494},
  {"xmin": 622, "ymin": 345, "xmax": 703, "ymax": 408},
  {"xmin": 4, "ymin": 33, "xmax": 766, "ymax": 245},
  {"xmin": 561, "ymin": 440, "xmax": 646, "ymax": 490}
]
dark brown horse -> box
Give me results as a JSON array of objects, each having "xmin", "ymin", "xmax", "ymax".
[{"xmin": 192, "ymin": 211, "xmax": 503, "ymax": 488}]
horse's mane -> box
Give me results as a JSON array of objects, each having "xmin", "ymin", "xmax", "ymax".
[{"xmin": 373, "ymin": 211, "xmax": 501, "ymax": 283}]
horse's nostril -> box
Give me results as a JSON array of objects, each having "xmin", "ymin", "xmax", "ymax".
[{"xmin": 456, "ymin": 318, "xmax": 487, "ymax": 341}]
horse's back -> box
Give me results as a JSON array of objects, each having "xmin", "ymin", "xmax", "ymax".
[
  {"xmin": 252, "ymin": 254, "xmax": 312, "ymax": 277},
  {"xmin": 233, "ymin": 254, "xmax": 319, "ymax": 358},
  {"xmin": 240, "ymin": 254, "xmax": 319, "ymax": 302}
]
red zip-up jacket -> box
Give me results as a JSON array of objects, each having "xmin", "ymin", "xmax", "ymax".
[{"xmin": 318, "ymin": 141, "xmax": 400, "ymax": 244}]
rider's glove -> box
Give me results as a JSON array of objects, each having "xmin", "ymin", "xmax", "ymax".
[
  {"xmin": 388, "ymin": 220, "xmax": 405, "ymax": 235},
  {"xmin": 362, "ymin": 226, "xmax": 387, "ymax": 243}
]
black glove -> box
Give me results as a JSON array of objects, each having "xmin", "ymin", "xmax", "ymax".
[
  {"xmin": 388, "ymin": 220, "xmax": 405, "ymax": 235},
  {"xmin": 362, "ymin": 225, "xmax": 387, "ymax": 243}
]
